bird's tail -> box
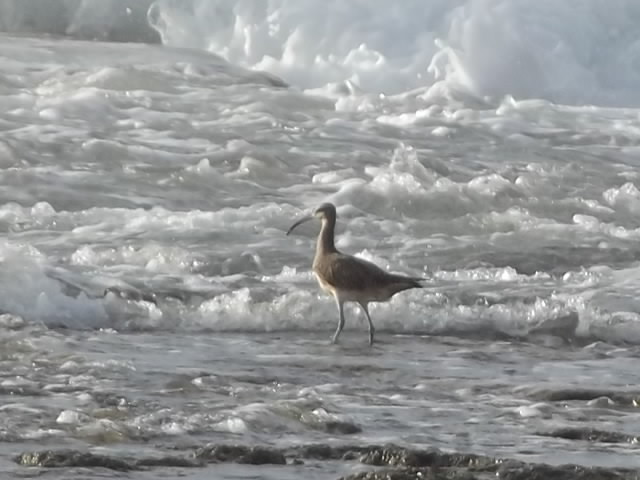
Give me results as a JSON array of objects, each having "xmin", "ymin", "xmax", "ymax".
[{"xmin": 391, "ymin": 274, "xmax": 426, "ymax": 289}]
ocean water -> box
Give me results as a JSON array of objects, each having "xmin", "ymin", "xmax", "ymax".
[{"xmin": 2, "ymin": 0, "xmax": 640, "ymax": 478}]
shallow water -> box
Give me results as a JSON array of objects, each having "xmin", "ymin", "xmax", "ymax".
[
  {"xmin": 2, "ymin": 1, "xmax": 640, "ymax": 478},
  {"xmin": 2, "ymin": 328, "xmax": 640, "ymax": 479}
]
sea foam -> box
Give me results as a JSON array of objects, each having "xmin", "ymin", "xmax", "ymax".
[{"xmin": 2, "ymin": 0, "xmax": 640, "ymax": 105}]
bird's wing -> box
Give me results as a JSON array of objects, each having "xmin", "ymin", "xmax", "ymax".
[{"xmin": 319, "ymin": 254, "xmax": 392, "ymax": 291}]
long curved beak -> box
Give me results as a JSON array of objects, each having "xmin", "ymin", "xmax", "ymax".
[{"xmin": 286, "ymin": 215, "xmax": 313, "ymax": 235}]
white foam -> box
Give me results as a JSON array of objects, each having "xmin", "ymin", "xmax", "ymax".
[
  {"xmin": 0, "ymin": 242, "xmax": 109, "ymax": 329},
  {"xmin": 603, "ymin": 183, "xmax": 640, "ymax": 216},
  {"xmin": 3, "ymin": 1, "xmax": 639, "ymax": 105},
  {"xmin": 22, "ymin": 429, "xmax": 67, "ymax": 440},
  {"xmin": 0, "ymin": 189, "xmax": 632, "ymax": 343},
  {"xmin": 161, "ymin": 422, "xmax": 186, "ymax": 435},
  {"xmin": 0, "ymin": 25, "xmax": 639, "ymax": 344},
  {"xmin": 586, "ymin": 396, "xmax": 615, "ymax": 407},
  {"xmin": 71, "ymin": 243, "xmax": 204, "ymax": 274},
  {"xmin": 214, "ymin": 417, "xmax": 249, "ymax": 434},
  {"xmin": 517, "ymin": 403, "xmax": 552, "ymax": 418},
  {"xmin": 0, "ymin": 184, "xmax": 636, "ymax": 344},
  {"xmin": 56, "ymin": 410, "xmax": 86, "ymax": 425},
  {"xmin": 145, "ymin": 0, "xmax": 640, "ymax": 106}
]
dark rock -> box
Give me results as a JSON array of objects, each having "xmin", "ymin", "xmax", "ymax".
[
  {"xmin": 497, "ymin": 462, "xmax": 637, "ymax": 480},
  {"xmin": 0, "ymin": 384, "xmax": 47, "ymax": 397},
  {"xmin": 14, "ymin": 442, "xmax": 640, "ymax": 480},
  {"xmin": 342, "ymin": 450, "xmax": 361, "ymax": 461},
  {"xmin": 288, "ymin": 444, "xmax": 499, "ymax": 471},
  {"xmin": 92, "ymin": 391, "xmax": 132, "ymax": 408},
  {"xmin": 358, "ymin": 445, "xmax": 498, "ymax": 471},
  {"xmin": 539, "ymin": 427, "xmax": 639, "ymax": 444},
  {"xmin": 526, "ymin": 388, "xmax": 640, "ymax": 405},
  {"xmin": 195, "ymin": 444, "xmax": 286, "ymax": 465},
  {"xmin": 135, "ymin": 456, "xmax": 202, "ymax": 468},
  {"xmin": 341, "ymin": 466, "xmax": 479, "ymax": 480},
  {"xmin": 296, "ymin": 444, "xmax": 337, "ymax": 460},
  {"xmin": 15, "ymin": 450, "xmax": 134, "ymax": 471},
  {"xmin": 241, "ymin": 446, "xmax": 286, "ymax": 465},
  {"xmin": 359, "ymin": 446, "xmax": 427, "ymax": 467},
  {"xmin": 288, "ymin": 444, "xmax": 371, "ymax": 461},
  {"xmin": 324, "ymin": 420, "xmax": 362, "ymax": 435}
]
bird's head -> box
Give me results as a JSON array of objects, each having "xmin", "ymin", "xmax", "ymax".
[{"xmin": 286, "ymin": 202, "xmax": 337, "ymax": 235}]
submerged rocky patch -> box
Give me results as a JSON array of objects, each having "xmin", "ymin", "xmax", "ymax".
[
  {"xmin": 14, "ymin": 442, "xmax": 640, "ymax": 480},
  {"xmin": 539, "ymin": 427, "xmax": 640, "ymax": 445}
]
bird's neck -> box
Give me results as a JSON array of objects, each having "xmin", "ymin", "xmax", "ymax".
[{"xmin": 316, "ymin": 218, "xmax": 338, "ymax": 256}]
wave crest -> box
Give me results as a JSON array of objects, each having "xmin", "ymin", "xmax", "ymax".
[{"xmin": 3, "ymin": 0, "xmax": 640, "ymax": 105}]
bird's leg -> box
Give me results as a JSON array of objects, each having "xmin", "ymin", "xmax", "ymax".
[
  {"xmin": 358, "ymin": 302, "xmax": 375, "ymax": 346},
  {"xmin": 332, "ymin": 298, "xmax": 345, "ymax": 344}
]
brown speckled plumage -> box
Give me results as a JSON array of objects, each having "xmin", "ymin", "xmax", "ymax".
[{"xmin": 287, "ymin": 203, "xmax": 423, "ymax": 345}]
